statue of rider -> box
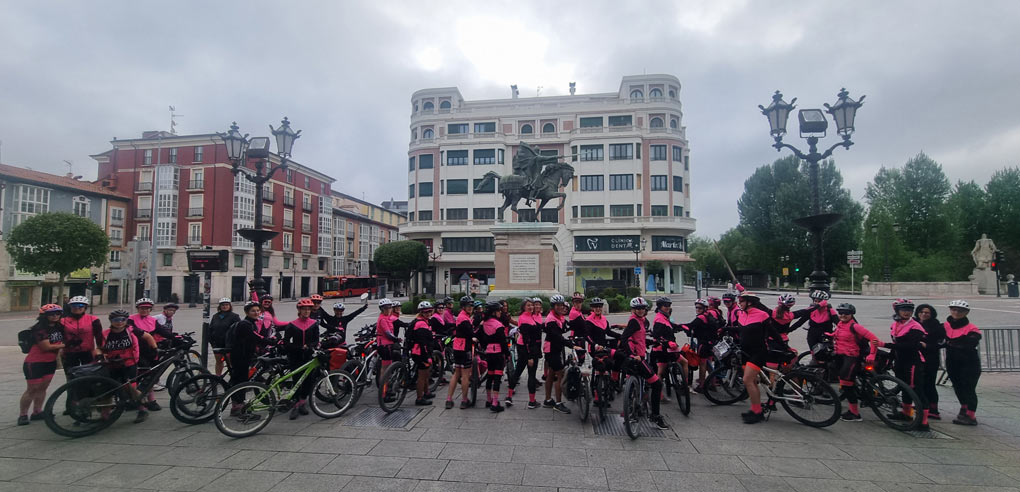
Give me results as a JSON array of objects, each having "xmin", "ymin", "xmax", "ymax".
[{"xmin": 514, "ymin": 142, "xmax": 557, "ymax": 204}]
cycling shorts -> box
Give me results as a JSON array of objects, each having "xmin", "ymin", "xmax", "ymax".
[
  {"xmin": 23, "ymin": 361, "xmax": 57, "ymax": 383},
  {"xmin": 544, "ymin": 350, "xmax": 564, "ymax": 371},
  {"xmin": 452, "ymin": 350, "xmax": 471, "ymax": 368},
  {"xmin": 651, "ymin": 351, "xmax": 679, "ymax": 365}
]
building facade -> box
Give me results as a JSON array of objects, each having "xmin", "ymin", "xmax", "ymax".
[
  {"xmin": 0, "ymin": 163, "xmax": 131, "ymax": 311},
  {"xmin": 402, "ymin": 75, "xmax": 696, "ymax": 295},
  {"xmin": 92, "ymin": 131, "xmax": 335, "ymax": 303},
  {"xmin": 331, "ymin": 191, "xmax": 405, "ymax": 278}
]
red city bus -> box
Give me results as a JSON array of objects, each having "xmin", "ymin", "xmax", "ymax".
[{"xmin": 321, "ymin": 276, "xmax": 378, "ymax": 299}]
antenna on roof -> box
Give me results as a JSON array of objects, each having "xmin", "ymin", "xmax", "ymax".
[
  {"xmin": 169, "ymin": 105, "xmax": 181, "ymax": 135},
  {"xmin": 510, "ymin": 84, "xmax": 519, "ymax": 99},
  {"xmin": 536, "ymin": 86, "xmax": 543, "ymax": 97},
  {"xmin": 569, "ymin": 82, "xmax": 576, "ymax": 95},
  {"xmin": 63, "ymin": 159, "xmax": 73, "ymax": 175}
]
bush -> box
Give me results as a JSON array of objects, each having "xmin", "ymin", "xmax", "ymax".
[
  {"xmin": 625, "ymin": 287, "xmax": 641, "ymax": 298},
  {"xmin": 599, "ymin": 287, "xmax": 618, "ymax": 300}
]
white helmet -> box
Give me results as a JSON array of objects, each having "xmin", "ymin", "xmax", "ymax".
[
  {"xmin": 948, "ymin": 299, "xmax": 970, "ymax": 310},
  {"xmin": 378, "ymin": 298, "xmax": 392, "ymax": 308},
  {"xmin": 629, "ymin": 297, "xmax": 649, "ymax": 309},
  {"xmin": 417, "ymin": 300, "xmax": 433, "ymax": 311},
  {"xmin": 68, "ymin": 296, "xmax": 90, "ymax": 306},
  {"xmin": 218, "ymin": 297, "xmax": 232, "ymax": 304},
  {"xmin": 694, "ymin": 298, "xmax": 709, "ymax": 308},
  {"xmin": 135, "ymin": 297, "xmax": 154, "ymax": 307},
  {"xmin": 778, "ymin": 293, "xmax": 797, "ymax": 306},
  {"xmin": 549, "ymin": 295, "xmax": 566, "ymax": 305},
  {"xmin": 333, "ymin": 302, "xmax": 345, "ymax": 310}
]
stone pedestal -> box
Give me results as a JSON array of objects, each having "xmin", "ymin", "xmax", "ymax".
[
  {"xmin": 488, "ymin": 222, "xmax": 560, "ymax": 299},
  {"xmin": 974, "ymin": 269, "xmax": 998, "ymax": 295}
]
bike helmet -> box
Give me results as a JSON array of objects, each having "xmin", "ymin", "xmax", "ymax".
[
  {"xmin": 549, "ymin": 294, "xmax": 567, "ymax": 305},
  {"xmin": 68, "ymin": 295, "xmax": 90, "ymax": 306},
  {"xmin": 243, "ymin": 301, "xmax": 261, "ymax": 312},
  {"xmin": 417, "ymin": 300, "xmax": 434, "ymax": 311},
  {"xmin": 442, "ymin": 296, "xmax": 454, "ymax": 305},
  {"xmin": 459, "ymin": 295, "xmax": 474, "ymax": 306},
  {"xmin": 135, "ymin": 297, "xmax": 154, "ymax": 307},
  {"xmin": 892, "ymin": 298, "xmax": 915, "ymax": 311},
  {"xmin": 836, "ymin": 303, "xmax": 856, "ymax": 315},
  {"xmin": 738, "ymin": 291, "xmax": 760, "ymax": 301},
  {"xmin": 333, "ymin": 302, "xmax": 345, "ymax": 311},
  {"xmin": 571, "ymin": 293, "xmax": 585, "ymax": 302},
  {"xmin": 473, "ymin": 300, "xmax": 484, "ymax": 308},
  {"xmin": 589, "ymin": 297, "xmax": 605, "ymax": 307},
  {"xmin": 694, "ymin": 298, "xmax": 709, "ymax": 308},
  {"xmin": 310, "ymin": 294, "xmax": 324, "ymax": 302},
  {"xmin": 948, "ymin": 299, "xmax": 970, "ymax": 310},
  {"xmin": 629, "ymin": 297, "xmax": 649, "ymax": 309},
  {"xmin": 809, "ymin": 290, "xmax": 830, "ymax": 301},
  {"xmin": 39, "ymin": 304, "xmax": 63, "ymax": 314},
  {"xmin": 721, "ymin": 292, "xmax": 736, "ymax": 303},
  {"xmin": 164, "ymin": 302, "xmax": 179, "ymax": 309},
  {"xmin": 531, "ymin": 297, "xmax": 543, "ymax": 304},
  {"xmin": 218, "ymin": 297, "xmax": 232, "ymax": 304},
  {"xmin": 485, "ymin": 299, "xmax": 502, "ymax": 312},
  {"xmin": 108, "ymin": 309, "xmax": 130, "ymax": 321},
  {"xmin": 378, "ymin": 298, "xmax": 392, "ymax": 308},
  {"xmin": 778, "ymin": 293, "xmax": 797, "ymax": 306},
  {"xmin": 261, "ymin": 294, "xmax": 273, "ymax": 302},
  {"xmin": 297, "ymin": 298, "xmax": 315, "ymax": 308},
  {"xmin": 655, "ymin": 296, "xmax": 672, "ymax": 308},
  {"xmin": 707, "ymin": 296, "xmax": 722, "ymax": 307}
]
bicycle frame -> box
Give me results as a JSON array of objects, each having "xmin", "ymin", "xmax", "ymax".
[
  {"xmin": 254, "ymin": 356, "xmax": 324, "ymax": 406},
  {"xmin": 755, "ymin": 366, "xmax": 815, "ymax": 405}
]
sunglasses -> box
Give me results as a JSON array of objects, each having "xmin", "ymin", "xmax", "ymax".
[{"xmin": 110, "ymin": 317, "xmax": 127, "ymax": 322}]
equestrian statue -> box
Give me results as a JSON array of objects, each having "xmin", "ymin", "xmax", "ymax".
[{"xmin": 474, "ymin": 142, "xmax": 575, "ymax": 222}]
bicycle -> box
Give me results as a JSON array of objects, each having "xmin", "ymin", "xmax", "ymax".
[
  {"xmin": 563, "ymin": 338, "xmax": 592, "ymax": 422},
  {"xmin": 702, "ymin": 334, "xmax": 748, "ymax": 406},
  {"xmin": 619, "ymin": 356, "xmax": 654, "ymax": 440},
  {"xmin": 377, "ymin": 351, "xmax": 431, "ymax": 413},
  {"xmin": 588, "ymin": 348, "xmax": 616, "ymax": 423},
  {"xmin": 662, "ymin": 346, "xmax": 691, "ymax": 417},
  {"xmin": 213, "ymin": 349, "xmax": 354, "ymax": 438},
  {"xmin": 338, "ymin": 327, "xmax": 383, "ymax": 405},
  {"xmin": 43, "ymin": 333, "xmax": 207, "ymax": 437}
]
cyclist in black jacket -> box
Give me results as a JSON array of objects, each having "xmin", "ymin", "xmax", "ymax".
[
  {"xmin": 320, "ymin": 301, "xmax": 369, "ymax": 341},
  {"xmin": 914, "ymin": 303, "xmax": 944, "ymax": 420}
]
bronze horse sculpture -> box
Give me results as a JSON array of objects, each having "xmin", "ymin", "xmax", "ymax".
[{"xmin": 475, "ymin": 161, "xmax": 574, "ymax": 222}]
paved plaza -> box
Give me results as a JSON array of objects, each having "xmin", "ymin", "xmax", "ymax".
[{"xmin": 0, "ymin": 292, "xmax": 1018, "ymax": 492}]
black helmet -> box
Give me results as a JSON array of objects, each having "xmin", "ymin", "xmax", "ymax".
[
  {"xmin": 243, "ymin": 301, "xmax": 261, "ymax": 312},
  {"xmin": 261, "ymin": 294, "xmax": 274, "ymax": 302},
  {"xmin": 836, "ymin": 303, "xmax": 856, "ymax": 315},
  {"xmin": 588, "ymin": 297, "xmax": 605, "ymax": 307},
  {"xmin": 459, "ymin": 295, "xmax": 474, "ymax": 306},
  {"xmin": 485, "ymin": 300, "xmax": 502, "ymax": 313},
  {"xmin": 655, "ymin": 297, "xmax": 672, "ymax": 308},
  {"xmin": 108, "ymin": 309, "xmax": 130, "ymax": 321}
]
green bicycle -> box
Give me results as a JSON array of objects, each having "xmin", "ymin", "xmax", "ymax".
[{"xmin": 213, "ymin": 349, "xmax": 355, "ymax": 438}]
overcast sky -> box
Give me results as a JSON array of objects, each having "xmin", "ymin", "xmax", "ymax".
[{"xmin": 2, "ymin": 1, "xmax": 1018, "ymax": 238}]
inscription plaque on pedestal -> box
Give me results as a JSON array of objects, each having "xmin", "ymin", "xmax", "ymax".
[{"xmin": 509, "ymin": 254, "xmax": 539, "ymax": 284}]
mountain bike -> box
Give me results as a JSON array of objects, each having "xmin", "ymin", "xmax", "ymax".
[
  {"xmin": 588, "ymin": 348, "xmax": 615, "ymax": 423},
  {"xmin": 377, "ymin": 351, "xmax": 431, "ymax": 413},
  {"xmin": 43, "ymin": 333, "xmax": 206, "ymax": 437},
  {"xmin": 563, "ymin": 338, "xmax": 591, "ymax": 422},
  {"xmin": 339, "ymin": 328, "xmax": 382, "ymax": 405},
  {"xmin": 213, "ymin": 349, "xmax": 354, "ymax": 438},
  {"xmin": 703, "ymin": 334, "xmax": 748, "ymax": 406},
  {"xmin": 170, "ymin": 347, "xmax": 291, "ymax": 425},
  {"xmin": 663, "ymin": 349, "xmax": 691, "ymax": 417},
  {"xmin": 619, "ymin": 357, "xmax": 654, "ymax": 440}
]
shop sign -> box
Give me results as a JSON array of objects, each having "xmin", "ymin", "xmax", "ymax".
[
  {"xmin": 574, "ymin": 235, "xmax": 640, "ymax": 252},
  {"xmin": 651, "ymin": 235, "xmax": 685, "ymax": 252}
]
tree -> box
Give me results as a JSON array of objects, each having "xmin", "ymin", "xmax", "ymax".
[
  {"xmin": 373, "ymin": 240, "xmax": 429, "ymax": 293},
  {"xmin": 5, "ymin": 212, "xmax": 109, "ymax": 301},
  {"xmin": 984, "ymin": 166, "xmax": 1020, "ymax": 275}
]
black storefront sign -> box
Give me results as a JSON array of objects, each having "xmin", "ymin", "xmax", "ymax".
[
  {"xmin": 574, "ymin": 235, "xmax": 641, "ymax": 252},
  {"xmin": 651, "ymin": 235, "xmax": 685, "ymax": 252}
]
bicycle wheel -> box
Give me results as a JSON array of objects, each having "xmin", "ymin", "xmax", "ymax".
[
  {"xmin": 776, "ymin": 371, "xmax": 841, "ymax": 428},
  {"xmin": 44, "ymin": 375, "xmax": 128, "ymax": 438},
  {"xmin": 703, "ymin": 364, "xmax": 747, "ymax": 406},
  {"xmin": 578, "ymin": 376, "xmax": 591, "ymax": 422},
  {"xmin": 214, "ymin": 382, "xmax": 275, "ymax": 438},
  {"xmin": 379, "ymin": 361, "xmax": 409, "ymax": 413},
  {"xmin": 310, "ymin": 370, "xmax": 356, "ymax": 418},
  {"xmin": 170, "ymin": 373, "xmax": 228, "ymax": 424},
  {"xmin": 868, "ymin": 374, "xmax": 922, "ymax": 431},
  {"xmin": 428, "ymin": 350, "xmax": 444, "ymax": 393},
  {"xmin": 167, "ymin": 362, "xmax": 209, "ymax": 394},
  {"xmin": 621, "ymin": 376, "xmax": 640, "ymax": 440},
  {"xmin": 468, "ymin": 359, "xmax": 480, "ymax": 407},
  {"xmin": 595, "ymin": 376, "xmax": 609, "ymax": 423},
  {"xmin": 671, "ymin": 364, "xmax": 691, "ymax": 416}
]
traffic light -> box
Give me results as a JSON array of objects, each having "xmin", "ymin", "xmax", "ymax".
[
  {"xmin": 90, "ymin": 273, "xmax": 98, "ymax": 284},
  {"xmin": 795, "ymin": 267, "xmax": 800, "ymax": 273},
  {"xmin": 992, "ymin": 251, "xmax": 1002, "ymax": 271}
]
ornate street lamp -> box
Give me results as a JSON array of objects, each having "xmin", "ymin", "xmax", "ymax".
[
  {"xmin": 219, "ymin": 118, "xmax": 300, "ymax": 300},
  {"xmin": 760, "ymin": 88, "xmax": 865, "ymax": 294},
  {"xmin": 631, "ymin": 237, "xmax": 647, "ymax": 290}
]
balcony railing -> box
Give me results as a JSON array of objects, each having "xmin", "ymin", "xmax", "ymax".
[
  {"xmin": 283, "ymin": 196, "xmax": 295, "ymax": 207},
  {"xmin": 136, "ymin": 210, "xmax": 152, "ymax": 219},
  {"xmin": 110, "ymin": 237, "xmax": 123, "ymax": 246},
  {"xmin": 136, "ymin": 182, "xmax": 153, "ymax": 192},
  {"xmin": 187, "ymin": 180, "xmax": 204, "ymax": 190},
  {"xmin": 302, "ymin": 224, "xmax": 312, "ymax": 232},
  {"xmin": 301, "ymin": 245, "xmax": 311, "ymax": 253},
  {"xmin": 188, "ymin": 235, "xmax": 202, "ymax": 245},
  {"xmin": 187, "ymin": 207, "xmax": 203, "ymax": 217},
  {"xmin": 302, "ymin": 202, "xmax": 312, "ymax": 212},
  {"xmin": 346, "ymin": 230, "xmax": 355, "ymax": 238},
  {"xmin": 262, "ymin": 216, "xmax": 274, "ymax": 226},
  {"xmin": 263, "ymin": 191, "xmax": 275, "ymax": 201},
  {"xmin": 110, "ymin": 216, "xmax": 124, "ymax": 226},
  {"xmin": 283, "ymin": 218, "xmax": 294, "ymax": 228}
]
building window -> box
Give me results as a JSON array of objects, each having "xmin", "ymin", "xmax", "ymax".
[
  {"xmin": 439, "ymin": 100, "xmax": 451, "ymax": 110},
  {"xmin": 408, "ymin": 184, "xmax": 415, "ymax": 198},
  {"xmin": 609, "ymin": 174, "xmax": 634, "ymax": 190},
  {"xmin": 168, "ymin": 148, "xmax": 178, "ymax": 164},
  {"xmin": 670, "ymin": 119, "xmax": 679, "ymax": 129},
  {"xmin": 610, "ymin": 204, "xmax": 634, "ymax": 217},
  {"xmin": 473, "ymin": 149, "xmax": 495, "ymax": 164},
  {"xmin": 408, "ymin": 156, "xmax": 415, "ymax": 171},
  {"xmin": 446, "ymin": 208, "xmax": 468, "ymax": 220},
  {"xmin": 651, "ymin": 205, "xmax": 668, "ymax": 217},
  {"xmin": 194, "ymin": 146, "xmax": 203, "ymax": 162},
  {"xmin": 608, "ymin": 115, "xmax": 632, "ymax": 127},
  {"xmin": 669, "ymin": 89, "xmax": 677, "ymax": 99},
  {"xmin": 110, "ymin": 250, "xmax": 121, "ymax": 263},
  {"xmin": 162, "ymin": 253, "xmax": 173, "ymax": 266},
  {"xmin": 423, "ymin": 101, "xmax": 434, "ymax": 111},
  {"xmin": 650, "ymin": 117, "xmax": 664, "ymax": 128},
  {"xmin": 650, "ymin": 88, "xmax": 663, "ymax": 99},
  {"xmin": 474, "ymin": 122, "xmax": 496, "ymax": 133},
  {"xmin": 498, "ymin": 148, "xmax": 505, "ymax": 164},
  {"xmin": 579, "ymin": 144, "xmax": 604, "ymax": 161},
  {"xmin": 283, "ymin": 256, "xmax": 291, "ymax": 269},
  {"xmin": 579, "ymin": 116, "xmax": 603, "ymax": 128},
  {"xmin": 674, "ymin": 176, "xmax": 683, "ymax": 192},
  {"xmin": 651, "ymin": 175, "xmax": 668, "ymax": 191},
  {"xmin": 418, "ymin": 210, "xmax": 432, "ymax": 221},
  {"xmin": 301, "ymin": 234, "xmax": 310, "ymax": 251},
  {"xmin": 72, "ymin": 196, "xmax": 90, "ymax": 217},
  {"xmin": 137, "ymin": 224, "xmax": 150, "ymax": 241},
  {"xmin": 157, "ymin": 193, "xmax": 178, "ymax": 218},
  {"xmin": 189, "ymin": 223, "xmax": 201, "ymax": 243},
  {"xmin": 110, "ymin": 228, "xmax": 123, "ymax": 245},
  {"xmin": 629, "ymin": 89, "xmax": 643, "ymax": 100},
  {"xmin": 447, "ymin": 179, "xmax": 468, "ymax": 195},
  {"xmin": 447, "ymin": 150, "xmax": 468, "ymax": 165},
  {"xmin": 234, "ymin": 253, "xmax": 244, "ymax": 268},
  {"xmin": 685, "ymin": 155, "xmax": 690, "ymax": 171},
  {"xmin": 650, "ymin": 145, "xmax": 667, "ymax": 161},
  {"xmin": 672, "ymin": 145, "xmax": 683, "ymax": 162},
  {"xmin": 422, "ymin": 128, "xmax": 434, "ymax": 139},
  {"xmin": 143, "ymin": 149, "xmax": 153, "ymax": 165},
  {"xmin": 448, "ymin": 124, "xmax": 468, "ymax": 135},
  {"xmin": 283, "ymin": 233, "xmax": 294, "ymax": 250},
  {"xmin": 304, "ymin": 176, "xmax": 310, "ymax": 189},
  {"xmin": 111, "ymin": 207, "xmax": 125, "ymax": 222},
  {"xmin": 542, "ymin": 122, "xmax": 556, "ymax": 133},
  {"xmin": 520, "ymin": 124, "xmax": 533, "ymax": 134},
  {"xmin": 580, "ymin": 205, "xmax": 604, "ymax": 218},
  {"xmin": 674, "ymin": 206, "xmax": 684, "ymax": 217},
  {"xmin": 473, "ymin": 178, "xmax": 495, "ymax": 194},
  {"xmin": 302, "ymin": 259, "xmax": 309, "ymax": 269},
  {"xmin": 608, "ymin": 143, "xmax": 633, "ymax": 160},
  {"xmin": 579, "ymin": 175, "xmax": 604, "ymax": 191},
  {"xmin": 419, "ymin": 154, "xmax": 434, "ymax": 169},
  {"xmin": 155, "ymin": 221, "xmax": 176, "ymax": 247},
  {"xmin": 473, "ymin": 208, "xmax": 495, "ymax": 220},
  {"xmin": 418, "ymin": 182, "xmax": 432, "ymax": 197},
  {"xmin": 441, "ymin": 237, "xmax": 494, "ymax": 252}
]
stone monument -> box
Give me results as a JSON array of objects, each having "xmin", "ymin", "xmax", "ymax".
[
  {"xmin": 971, "ymin": 233, "xmax": 999, "ymax": 294},
  {"xmin": 478, "ymin": 142, "xmax": 574, "ymax": 298}
]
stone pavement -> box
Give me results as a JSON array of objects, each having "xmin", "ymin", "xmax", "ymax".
[{"xmin": 0, "ymin": 347, "xmax": 1019, "ymax": 492}]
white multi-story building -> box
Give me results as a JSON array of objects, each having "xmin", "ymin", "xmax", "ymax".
[{"xmin": 402, "ymin": 74, "xmax": 696, "ymax": 295}]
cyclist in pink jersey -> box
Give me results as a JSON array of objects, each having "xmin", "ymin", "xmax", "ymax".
[
  {"xmin": 60, "ymin": 296, "xmax": 103, "ymax": 373},
  {"xmin": 409, "ymin": 302, "xmax": 436, "ymax": 406},
  {"xmin": 945, "ymin": 300, "xmax": 981, "ymax": 425},
  {"xmin": 376, "ymin": 299, "xmax": 399, "ymax": 371},
  {"xmin": 542, "ymin": 295, "xmax": 571, "ymax": 413},
  {"xmin": 613, "ymin": 297, "xmax": 668, "ymax": 430},
  {"xmin": 126, "ymin": 298, "xmax": 170, "ymax": 410},
  {"xmin": 508, "ymin": 298, "xmax": 543, "ymax": 408},
  {"xmin": 283, "ymin": 298, "xmax": 320, "ymax": 419},
  {"xmin": 446, "ymin": 297, "xmax": 475, "ymax": 409},
  {"xmin": 884, "ymin": 299, "xmax": 929, "ymax": 428},
  {"xmin": 478, "ymin": 300, "xmax": 510, "ymax": 412},
  {"xmin": 18, "ymin": 305, "xmax": 65, "ymax": 425},
  {"xmin": 829, "ymin": 303, "xmax": 880, "ymax": 423}
]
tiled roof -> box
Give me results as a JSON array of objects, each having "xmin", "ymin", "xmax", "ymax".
[{"xmin": 0, "ymin": 163, "xmax": 130, "ymax": 200}]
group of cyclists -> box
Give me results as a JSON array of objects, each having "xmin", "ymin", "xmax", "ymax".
[{"xmin": 19, "ymin": 287, "xmax": 985, "ymax": 434}]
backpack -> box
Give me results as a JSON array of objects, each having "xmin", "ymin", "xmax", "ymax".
[
  {"xmin": 18, "ymin": 329, "xmax": 34, "ymax": 354},
  {"xmin": 224, "ymin": 321, "xmax": 241, "ymax": 350},
  {"xmin": 850, "ymin": 324, "xmax": 871, "ymax": 359}
]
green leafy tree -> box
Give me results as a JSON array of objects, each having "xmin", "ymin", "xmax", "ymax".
[
  {"xmin": 373, "ymin": 240, "xmax": 429, "ymax": 294},
  {"xmin": 5, "ymin": 212, "xmax": 109, "ymax": 301},
  {"xmin": 985, "ymin": 166, "xmax": 1020, "ymax": 275}
]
